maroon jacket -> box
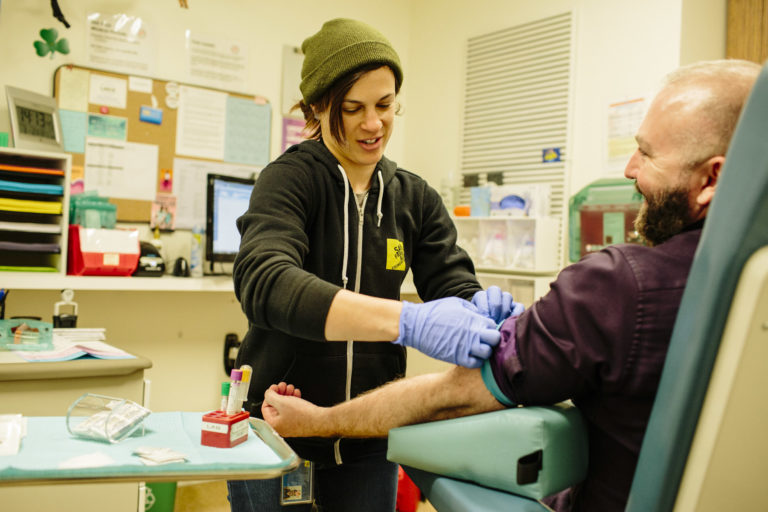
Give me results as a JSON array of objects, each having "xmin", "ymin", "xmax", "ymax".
[{"xmin": 488, "ymin": 222, "xmax": 704, "ymax": 511}]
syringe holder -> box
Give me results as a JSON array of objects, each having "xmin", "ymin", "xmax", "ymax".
[{"xmin": 201, "ymin": 410, "xmax": 249, "ymax": 448}]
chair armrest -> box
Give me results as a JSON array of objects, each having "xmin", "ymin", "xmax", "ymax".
[{"xmin": 387, "ymin": 403, "xmax": 587, "ymax": 500}]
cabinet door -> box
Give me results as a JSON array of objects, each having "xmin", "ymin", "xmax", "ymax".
[
  {"xmin": 727, "ymin": 0, "xmax": 768, "ymax": 64},
  {"xmin": 475, "ymin": 272, "xmax": 556, "ymax": 306},
  {"xmin": 454, "ymin": 216, "xmax": 560, "ymax": 273}
]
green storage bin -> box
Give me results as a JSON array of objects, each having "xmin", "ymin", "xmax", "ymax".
[
  {"xmin": 568, "ymin": 178, "xmax": 644, "ymax": 262},
  {"xmin": 145, "ymin": 482, "xmax": 177, "ymax": 512}
]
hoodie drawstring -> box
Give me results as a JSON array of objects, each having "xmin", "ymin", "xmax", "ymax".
[
  {"xmin": 336, "ymin": 165, "xmax": 386, "ymax": 286},
  {"xmin": 376, "ymin": 170, "xmax": 384, "ymax": 227},
  {"xmin": 337, "ymin": 164, "xmax": 350, "ymax": 290}
]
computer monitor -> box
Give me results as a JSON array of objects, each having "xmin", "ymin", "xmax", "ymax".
[{"xmin": 205, "ymin": 173, "xmax": 255, "ymax": 265}]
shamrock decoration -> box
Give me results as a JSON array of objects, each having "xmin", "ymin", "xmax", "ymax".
[{"xmin": 34, "ymin": 28, "xmax": 70, "ymax": 59}]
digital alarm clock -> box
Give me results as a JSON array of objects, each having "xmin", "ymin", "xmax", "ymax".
[{"xmin": 6, "ymin": 85, "xmax": 64, "ymax": 151}]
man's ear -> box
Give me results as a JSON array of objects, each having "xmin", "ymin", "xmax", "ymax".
[{"xmin": 695, "ymin": 155, "xmax": 725, "ymax": 207}]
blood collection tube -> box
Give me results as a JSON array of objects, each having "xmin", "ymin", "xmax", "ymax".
[
  {"xmin": 220, "ymin": 381, "xmax": 230, "ymax": 411},
  {"xmin": 226, "ymin": 369, "xmax": 242, "ymax": 415},
  {"xmin": 238, "ymin": 364, "xmax": 252, "ymax": 410}
]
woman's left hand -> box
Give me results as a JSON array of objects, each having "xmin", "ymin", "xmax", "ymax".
[{"xmin": 471, "ymin": 286, "xmax": 525, "ymax": 323}]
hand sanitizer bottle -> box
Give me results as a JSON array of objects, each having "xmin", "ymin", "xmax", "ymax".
[{"xmin": 190, "ymin": 224, "xmax": 204, "ymax": 277}]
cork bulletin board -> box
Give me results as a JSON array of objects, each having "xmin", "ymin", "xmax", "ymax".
[{"xmin": 53, "ymin": 64, "xmax": 269, "ymax": 225}]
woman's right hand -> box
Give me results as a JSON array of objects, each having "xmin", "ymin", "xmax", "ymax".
[{"xmin": 394, "ymin": 298, "xmax": 501, "ymax": 368}]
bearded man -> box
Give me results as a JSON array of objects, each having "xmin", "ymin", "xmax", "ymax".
[{"xmin": 260, "ymin": 59, "xmax": 761, "ymax": 512}]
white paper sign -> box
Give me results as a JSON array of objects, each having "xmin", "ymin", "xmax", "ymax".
[
  {"xmin": 58, "ymin": 67, "xmax": 90, "ymax": 111},
  {"xmin": 86, "ymin": 13, "xmax": 155, "ymax": 76},
  {"xmin": 89, "ymin": 74, "xmax": 127, "ymax": 109},
  {"xmin": 606, "ymin": 98, "xmax": 647, "ymax": 172},
  {"xmin": 175, "ymin": 86, "xmax": 227, "ymax": 160},
  {"xmin": 128, "ymin": 76, "xmax": 153, "ymax": 94},
  {"xmin": 281, "ymin": 45, "xmax": 304, "ymax": 116},
  {"xmin": 84, "ymin": 138, "xmax": 158, "ymax": 200},
  {"xmin": 185, "ymin": 31, "xmax": 248, "ymax": 93},
  {"xmin": 172, "ymin": 157, "xmax": 257, "ymax": 229}
]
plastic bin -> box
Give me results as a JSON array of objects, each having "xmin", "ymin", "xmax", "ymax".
[
  {"xmin": 66, "ymin": 393, "xmax": 150, "ymax": 443},
  {"xmin": 0, "ymin": 318, "xmax": 53, "ymax": 351},
  {"xmin": 70, "ymin": 192, "xmax": 117, "ymax": 229},
  {"xmin": 145, "ymin": 482, "xmax": 177, "ymax": 512}
]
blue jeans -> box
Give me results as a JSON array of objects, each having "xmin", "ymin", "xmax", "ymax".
[{"xmin": 227, "ymin": 451, "xmax": 398, "ymax": 512}]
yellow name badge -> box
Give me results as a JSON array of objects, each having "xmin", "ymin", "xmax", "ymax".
[{"xmin": 386, "ymin": 239, "xmax": 406, "ymax": 271}]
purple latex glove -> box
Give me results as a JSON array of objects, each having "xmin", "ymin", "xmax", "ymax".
[
  {"xmin": 394, "ymin": 297, "xmax": 501, "ymax": 368},
  {"xmin": 471, "ymin": 286, "xmax": 525, "ymax": 323}
]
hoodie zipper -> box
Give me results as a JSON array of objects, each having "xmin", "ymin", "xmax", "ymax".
[
  {"xmin": 349, "ymin": 193, "xmax": 368, "ymax": 396},
  {"xmin": 334, "ymin": 191, "xmax": 369, "ymax": 465}
]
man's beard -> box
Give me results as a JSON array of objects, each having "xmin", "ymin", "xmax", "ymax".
[{"xmin": 634, "ymin": 184, "xmax": 692, "ymax": 246}]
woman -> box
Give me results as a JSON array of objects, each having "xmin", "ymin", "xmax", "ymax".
[{"xmin": 228, "ymin": 18, "xmax": 516, "ymax": 512}]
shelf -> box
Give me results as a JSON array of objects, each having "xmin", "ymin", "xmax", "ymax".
[
  {"xmin": 0, "ymin": 147, "xmax": 70, "ymax": 275},
  {"xmin": 0, "ymin": 273, "xmax": 236, "ymax": 292},
  {"xmin": 474, "ymin": 271, "xmax": 557, "ymax": 305},
  {"xmin": 453, "ymin": 216, "xmax": 561, "ymax": 272},
  {"xmin": 1, "ymin": 272, "xmax": 421, "ymax": 296},
  {"xmin": 474, "ymin": 266, "xmax": 560, "ymax": 277},
  {"xmin": 450, "ymin": 216, "xmax": 563, "ymax": 304}
]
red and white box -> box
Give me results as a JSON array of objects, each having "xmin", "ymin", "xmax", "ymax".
[
  {"xmin": 201, "ymin": 411, "xmax": 250, "ymax": 448},
  {"xmin": 67, "ymin": 225, "xmax": 140, "ymax": 276}
]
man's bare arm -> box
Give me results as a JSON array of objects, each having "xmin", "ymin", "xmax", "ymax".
[{"xmin": 262, "ymin": 366, "xmax": 505, "ymax": 438}]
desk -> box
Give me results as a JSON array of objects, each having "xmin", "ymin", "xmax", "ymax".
[
  {"xmin": 0, "ymin": 351, "xmax": 151, "ymax": 511},
  {"xmin": 0, "ymin": 354, "xmax": 152, "ymax": 416}
]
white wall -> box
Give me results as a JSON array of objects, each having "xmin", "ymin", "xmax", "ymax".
[
  {"xmin": 0, "ymin": 0, "xmax": 727, "ymax": 412},
  {"xmin": 0, "ymin": 0, "xmax": 413, "ymax": 164},
  {"xmin": 0, "ymin": 0, "xmax": 727, "ymax": 201},
  {"xmin": 403, "ymin": 0, "xmax": 726, "ymax": 197}
]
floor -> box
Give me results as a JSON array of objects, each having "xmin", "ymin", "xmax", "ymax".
[{"xmin": 171, "ymin": 481, "xmax": 437, "ymax": 512}]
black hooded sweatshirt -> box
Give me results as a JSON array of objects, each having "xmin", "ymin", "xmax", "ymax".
[{"xmin": 233, "ymin": 139, "xmax": 481, "ymax": 464}]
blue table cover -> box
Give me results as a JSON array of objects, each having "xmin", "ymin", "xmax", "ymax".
[{"xmin": 0, "ymin": 412, "xmax": 296, "ymax": 483}]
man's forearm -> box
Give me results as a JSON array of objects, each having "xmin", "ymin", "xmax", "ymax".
[{"xmin": 323, "ymin": 366, "xmax": 504, "ymax": 437}]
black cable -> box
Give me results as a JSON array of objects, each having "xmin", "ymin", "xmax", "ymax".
[
  {"xmin": 0, "ymin": 289, "xmax": 8, "ymax": 320},
  {"xmin": 51, "ymin": 0, "xmax": 70, "ymax": 28}
]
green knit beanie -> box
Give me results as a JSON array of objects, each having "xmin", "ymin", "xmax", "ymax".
[{"xmin": 300, "ymin": 18, "xmax": 403, "ymax": 105}]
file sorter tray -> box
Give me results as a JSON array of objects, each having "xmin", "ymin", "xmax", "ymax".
[{"xmin": 0, "ymin": 412, "xmax": 299, "ymax": 485}]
